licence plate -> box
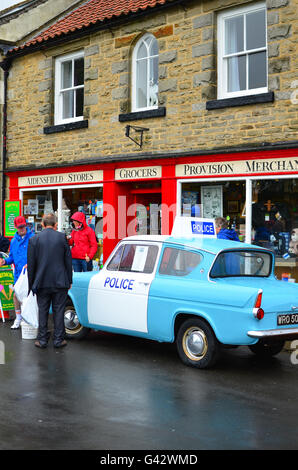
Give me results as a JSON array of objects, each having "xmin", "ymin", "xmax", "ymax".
[{"xmin": 277, "ymin": 313, "xmax": 298, "ymax": 326}]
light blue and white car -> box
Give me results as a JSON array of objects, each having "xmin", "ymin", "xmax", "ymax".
[{"xmin": 65, "ymin": 220, "xmax": 298, "ymax": 369}]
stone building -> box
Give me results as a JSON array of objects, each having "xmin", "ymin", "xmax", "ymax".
[
  {"xmin": 0, "ymin": 0, "xmax": 86, "ymax": 229},
  {"xmin": 1, "ymin": 0, "xmax": 297, "ymax": 279}
]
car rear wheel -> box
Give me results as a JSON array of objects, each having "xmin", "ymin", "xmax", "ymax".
[
  {"xmin": 248, "ymin": 340, "xmax": 285, "ymax": 357},
  {"xmin": 176, "ymin": 318, "xmax": 219, "ymax": 369},
  {"xmin": 64, "ymin": 305, "xmax": 90, "ymax": 339}
]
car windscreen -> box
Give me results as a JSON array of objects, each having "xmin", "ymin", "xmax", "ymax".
[{"xmin": 210, "ymin": 250, "xmax": 272, "ymax": 278}]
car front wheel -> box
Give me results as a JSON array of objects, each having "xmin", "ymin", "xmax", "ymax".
[
  {"xmin": 176, "ymin": 318, "xmax": 219, "ymax": 369},
  {"xmin": 248, "ymin": 340, "xmax": 285, "ymax": 357},
  {"xmin": 64, "ymin": 305, "xmax": 90, "ymax": 339}
]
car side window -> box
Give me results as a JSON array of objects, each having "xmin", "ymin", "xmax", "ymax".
[
  {"xmin": 159, "ymin": 247, "xmax": 203, "ymax": 276},
  {"xmin": 107, "ymin": 244, "xmax": 159, "ymax": 274},
  {"xmin": 107, "ymin": 245, "xmax": 124, "ymax": 271}
]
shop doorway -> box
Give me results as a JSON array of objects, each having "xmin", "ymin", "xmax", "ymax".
[{"xmin": 130, "ymin": 188, "xmax": 161, "ymax": 235}]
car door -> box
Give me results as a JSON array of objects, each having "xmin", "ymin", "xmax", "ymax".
[{"xmin": 87, "ymin": 241, "xmax": 161, "ymax": 333}]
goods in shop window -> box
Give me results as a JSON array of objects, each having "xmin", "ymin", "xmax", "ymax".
[
  {"xmin": 27, "ymin": 199, "xmax": 38, "ymax": 215},
  {"xmin": 44, "ymin": 200, "xmax": 53, "ymax": 213},
  {"xmin": 289, "ymin": 228, "xmax": 298, "ymax": 256}
]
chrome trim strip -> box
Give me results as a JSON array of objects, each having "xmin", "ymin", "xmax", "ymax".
[{"xmin": 247, "ymin": 328, "xmax": 298, "ymax": 338}]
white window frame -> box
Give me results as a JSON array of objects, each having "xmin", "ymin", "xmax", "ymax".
[
  {"xmin": 54, "ymin": 50, "xmax": 84, "ymax": 125},
  {"xmin": 132, "ymin": 33, "xmax": 159, "ymax": 112},
  {"xmin": 19, "ymin": 183, "xmax": 102, "ymax": 232},
  {"xmin": 217, "ymin": 2, "xmax": 267, "ymax": 99}
]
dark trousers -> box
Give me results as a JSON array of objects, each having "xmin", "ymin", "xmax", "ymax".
[
  {"xmin": 36, "ymin": 288, "xmax": 68, "ymax": 346},
  {"xmin": 72, "ymin": 258, "xmax": 92, "ymax": 272}
]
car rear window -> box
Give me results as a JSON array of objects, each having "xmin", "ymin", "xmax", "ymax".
[
  {"xmin": 210, "ymin": 250, "xmax": 272, "ymax": 278},
  {"xmin": 159, "ymin": 247, "xmax": 203, "ymax": 277}
]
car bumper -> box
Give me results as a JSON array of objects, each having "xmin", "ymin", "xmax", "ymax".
[{"xmin": 247, "ymin": 328, "xmax": 298, "ymax": 339}]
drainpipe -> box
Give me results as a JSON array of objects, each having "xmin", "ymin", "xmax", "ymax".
[{"xmin": 0, "ymin": 56, "xmax": 12, "ymax": 234}]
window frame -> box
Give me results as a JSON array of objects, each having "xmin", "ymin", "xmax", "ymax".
[
  {"xmin": 217, "ymin": 2, "xmax": 268, "ymax": 100},
  {"xmin": 54, "ymin": 50, "xmax": 84, "ymax": 125},
  {"xmin": 107, "ymin": 242, "xmax": 160, "ymax": 274},
  {"xmin": 209, "ymin": 249, "xmax": 273, "ymax": 278},
  {"xmin": 132, "ymin": 33, "xmax": 159, "ymax": 112},
  {"xmin": 158, "ymin": 246, "xmax": 203, "ymax": 277}
]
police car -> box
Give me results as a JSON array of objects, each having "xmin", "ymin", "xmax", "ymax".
[{"xmin": 65, "ymin": 218, "xmax": 298, "ymax": 368}]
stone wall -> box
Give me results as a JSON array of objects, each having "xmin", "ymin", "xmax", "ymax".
[{"xmin": 5, "ymin": 0, "xmax": 297, "ymax": 169}]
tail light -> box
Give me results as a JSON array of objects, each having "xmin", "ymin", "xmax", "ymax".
[{"xmin": 253, "ymin": 290, "xmax": 264, "ymax": 320}]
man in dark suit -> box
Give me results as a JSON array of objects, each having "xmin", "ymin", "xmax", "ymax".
[{"xmin": 27, "ymin": 213, "xmax": 73, "ymax": 349}]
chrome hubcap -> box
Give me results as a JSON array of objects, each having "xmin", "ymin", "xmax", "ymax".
[
  {"xmin": 64, "ymin": 309, "xmax": 81, "ymax": 331},
  {"xmin": 183, "ymin": 327, "xmax": 208, "ymax": 360}
]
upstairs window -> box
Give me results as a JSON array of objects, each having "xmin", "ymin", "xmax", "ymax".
[
  {"xmin": 55, "ymin": 51, "xmax": 84, "ymax": 125},
  {"xmin": 217, "ymin": 3, "xmax": 267, "ymax": 99},
  {"xmin": 132, "ymin": 34, "xmax": 159, "ymax": 112}
]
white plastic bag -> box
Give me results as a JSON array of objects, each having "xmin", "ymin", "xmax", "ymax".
[
  {"xmin": 21, "ymin": 291, "xmax": 39, "ymax": 328},
  {"xmin": 14, "ymin": 267, "xmax": 29, "ymax": 303}
]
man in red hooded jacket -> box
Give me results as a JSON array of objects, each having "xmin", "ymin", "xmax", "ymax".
[{"xmin": 68, "ymin": 211, "xmax": 98, "ymax": 272}]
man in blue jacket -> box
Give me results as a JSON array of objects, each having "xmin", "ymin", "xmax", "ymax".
[
  {"xmin": 214, "ymin": 217, "xmax": 240, "ymax": 276},
  {"xmin": 0, "ymin": 216, "xmax": 34, "ymax": 329},
  {"xmin": 215, "ymin": 217, "xmax": 240, "ymax": 241}
]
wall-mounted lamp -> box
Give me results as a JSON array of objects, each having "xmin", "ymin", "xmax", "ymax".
[{"xmin": 125, "ymin": 125, "xmax": 149, "ymax": 148}]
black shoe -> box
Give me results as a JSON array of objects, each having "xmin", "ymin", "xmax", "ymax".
[
  {"xmin": 54, "ymin": 340, "xmax": 67, "ymax": 348},
  {"xmin": 35, "ymin": 340, "xmax": 47, "ymax": 349}
]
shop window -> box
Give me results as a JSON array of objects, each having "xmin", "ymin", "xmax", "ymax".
[
  {"xmin": 181, "ymin": 180, "xmax": 246, "ymax": 241},
  {"xmin": 132, "ymin": 34, "xmax": 159, "ymax": 112},
  {"xmin": 62, "ymin": 187, "xmax": 103, "ymax": 263},
  {"xmin": 22, "ymin": 190, "xmax": 58, "ymax": 233},
  {"xmin": 21, "ymin": 186, "xmax": 103, "ymax": 265},
  {"xmin": 159, "ymin": 247, "xmax": 203, "ymax": 277},
  {"xmin": 55, "ymin": 50, "xmax": 84, "ymax": 125},
  {"xmin": 217, "ymin": 3, "xmax": 267, "ymax": 99},
  {"xmin": 251, "ymin": 179, "xmax": 298, "ymax": 263}
]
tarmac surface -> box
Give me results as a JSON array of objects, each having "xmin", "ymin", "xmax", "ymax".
[{"xmin": 1, "ymin": 318, "xmax": 298, "ymax": 451}]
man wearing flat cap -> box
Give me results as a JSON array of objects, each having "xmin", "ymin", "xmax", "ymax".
[{"xmin": 0, "ymin": 216, "xmax": 34, "ymax": 329}]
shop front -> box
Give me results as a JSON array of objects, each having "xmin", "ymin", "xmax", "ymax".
[
  {"xmin": 8, "ymin": 167, "xmax": 104, "ymax": 267},
  {"xmin": 175, "ymin": 151, "xmax": 298, "ymax": 282},
  {"xmin": 6, "ymin": 148, "xmax": 298, "ymax": 280}
]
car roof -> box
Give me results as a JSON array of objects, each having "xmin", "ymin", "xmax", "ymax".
[{"xmin": 123, "ymin": 235, "xmax": 268, "ymax": 255}]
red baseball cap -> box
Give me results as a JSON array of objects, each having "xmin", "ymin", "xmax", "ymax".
[{"xmin": 14, "ymin": 216, "xmax": 26, "ymax": 228}]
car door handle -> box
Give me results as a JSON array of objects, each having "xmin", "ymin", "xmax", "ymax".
[{"xmin": 138, "ymin": 282, "xmax": 149, "ymax": 287}]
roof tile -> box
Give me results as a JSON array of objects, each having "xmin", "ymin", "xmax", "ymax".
[{"xmin": 15, "ymin": 0, "xmax": 169, "ymax": 51}]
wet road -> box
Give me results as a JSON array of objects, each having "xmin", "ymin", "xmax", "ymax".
[{"xmin": 0, "ymin": 320, "xmax": 298, "ymax": 450}]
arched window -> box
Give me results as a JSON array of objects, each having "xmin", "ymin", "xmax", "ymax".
[{"xmin": 132, "ymin": 34, "xmax": 159, "ymax": 112}]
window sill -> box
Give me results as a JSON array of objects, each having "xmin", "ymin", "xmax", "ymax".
[
  {"xmin": 206, "ymin": 92, "xmax": 274, "ymax": 110},
  {"xmin": 44, "ymin": 120, "xmax": 88, "ymax": 134},
  {"xmin": 119, "ymin": 107, "xmax": 166, "ymax": 122}
]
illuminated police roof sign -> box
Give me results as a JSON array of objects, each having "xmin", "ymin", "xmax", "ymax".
[{"xmin": 171, "ymin": 217, "xmax": 216, "ymax": 238}]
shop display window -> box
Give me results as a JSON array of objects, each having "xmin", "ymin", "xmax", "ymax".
[
  {"xmin": 22, "ymin": 190, "xmax": 58, "ymax": 233},
  {"xmin": 62, "ymin": 187, "xmax": 103, "ymax": 264},
  {"xmin": 181, "ymin": 181, "xmax": 246, "ymax": 241},
  {"xmin": 180, "ymin": 177, "xmax": 298, "ymax": 282},
  {"xmin": 21, "ymin": 186, "xmax": 104, "ymax": 266},
  {"xmin": 251, "ymin": 179, "xmax": 298, "ymax": 261}
]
